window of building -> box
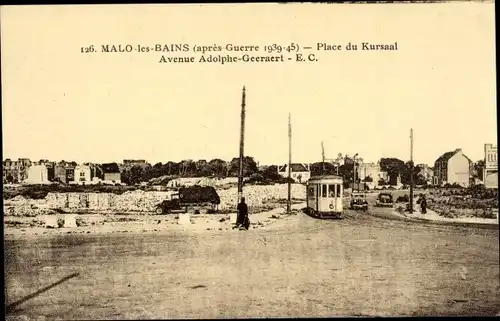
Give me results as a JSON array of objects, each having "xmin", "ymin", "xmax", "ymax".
[{"xmin": 80, "ymin": 172, "xmax": 85, "ymax": 177}]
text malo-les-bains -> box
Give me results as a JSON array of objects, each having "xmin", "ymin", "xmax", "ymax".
[{"xmin": 100, "ymin": 44, "xmax": 262, "ymax": 53}]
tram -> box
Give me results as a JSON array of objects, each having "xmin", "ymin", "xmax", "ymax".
[{"xmin": 305, "ymin": 175, "xmax": 344, "ymax": 219}]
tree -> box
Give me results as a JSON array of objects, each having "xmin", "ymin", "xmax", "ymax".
[
  {"xmin": 380, "ymin": 158, "xmax": 405, "ymax": 176},
  {"xmin": 261, "ymin": 165, "xmax": 281, "ymax": 181},
  {"xmin": 208, "ymin": 159, "xmax": 228, "ymax": 178},
  {"xmin": 472, "ymin": 160, "xmax": 485, "ymax": 181},
  {"xmin": 310, "ymin": 162, "xmax": 337, "ymax": 176},
  {"xmin": 142, "ymin": 164, "xmax": 154, "ymax": 182},
  {"xmin": 163, "ymin": 161, "xmax": 179, "ymax": 176},
  {"xmin": 120, "ymin": 164, "xmax": 153, "ymax": 184},
  {"xmin": 196, "ymin": 160, "xmax": 210, "ymax": 177},
  {"xmin": 399, "ymin": 161, "xmax": 420, "ymax": 185},
  {"xmin": 178, "ymin": 160, "xmax": 197, "ymax": 177},
  {"xmin": 414, "ymin": 173, "xmax": 427, "ymax": 186},
  {"xmin": 129, "ymin": 165, "xmax": 144, "ymax": 184},
  {"xmin": 338, "ymin": 162, "xmax": 354, "ymax": 180},
  {"xmin": 151, "ymin": 162, "xmax": 163, "ymax": 178},
  {"xmin": 228, "ymin": 156, "xmax": 258, "ymax": 177}
]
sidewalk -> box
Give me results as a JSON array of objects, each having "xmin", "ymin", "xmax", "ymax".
[{"xmin": 392, "ymin": 206, "xmax": 498, "ymax": 225}]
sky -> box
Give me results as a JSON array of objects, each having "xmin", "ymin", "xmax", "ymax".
[{"xmin": 1, "ymin": 3, "xmax": 497, "ymax": 166}]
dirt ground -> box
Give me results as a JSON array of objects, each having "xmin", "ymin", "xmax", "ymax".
[{"xmin": 4, "ymin": 201, "xmax": 500, "ymax": 319}]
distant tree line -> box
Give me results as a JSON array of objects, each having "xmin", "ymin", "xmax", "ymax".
[
  {"xmin": 308, "ymin": 157, "xmax": 431, "ymax": 188},
  {"xmin": 378, "ymin": 158, "xmax": 429, "ymax": 186},
  {"xmin": 120, "ymin": 156, "xmax": 436, "ymax": 186},
  {"xmin": 120, "ymin": 157, "xmax": 283, "ymax": 185}
]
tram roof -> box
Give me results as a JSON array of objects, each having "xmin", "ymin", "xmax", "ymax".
[{"xmin": 308, "ymin": 175, "xmax": 343, "ymax": 183}]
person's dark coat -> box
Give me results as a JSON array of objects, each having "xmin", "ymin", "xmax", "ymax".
[
  {"xmin": 237, "ymin": 201, "xmax": 248, "ymax": 226},
  {"xmin": 420, "ymin": 197, "xmax": 427, "ymax": 214}
]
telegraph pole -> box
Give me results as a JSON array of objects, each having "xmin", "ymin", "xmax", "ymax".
[
  {"xmin": 237, "ymin": 86, "xmax": 246, "ymax": 204},
  {"xmin": 409, "ymin": 128, "xmax": 414, "ymax": 213},
  {"xmin": 321, "ymin": 141, "xmax": 326, "ymax": 175},
  {"xmin": 353, "ymin": 153, "xmax": 358, "ymax": 192},
  {"xmin": 287, "ymin": 113, "xmax": 292, "ymax": 213},
  {"xmin": 353, "ymin": 158, "xmax": 356, "ymax": 193}
]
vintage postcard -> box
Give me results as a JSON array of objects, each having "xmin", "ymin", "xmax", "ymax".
[{"xmin": 2, "ymin": 2, "xmax": 498, "ymax": 319}]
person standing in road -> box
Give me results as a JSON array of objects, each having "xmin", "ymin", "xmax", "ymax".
[
  {"xmin": 236, "ymin": 197, "xmax": 248, "ymax": 229},
  {"xmin": 420, "ymin": 194, "xmax": 427, "ymax": 214}
]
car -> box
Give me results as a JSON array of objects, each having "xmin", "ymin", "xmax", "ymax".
[
  {"xmin": 375, "ymin": 192, "xmax": 394, "ymax": 207},
  {"xmin": 350, "ymin": 192, "xmax": 368, "ymax": 210}
]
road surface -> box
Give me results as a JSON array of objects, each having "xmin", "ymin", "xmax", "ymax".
[{"xmin": 4, "ymin": 207, "xmax": 499, "ymax": 319}]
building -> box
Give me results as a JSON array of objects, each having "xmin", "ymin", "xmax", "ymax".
[
  {"xmin": 101, "ymin": 163, "xmax": 121, "ymax": 184},
  {"xmin": 89, "ymin": 163, "xmax": 104, "ymax": 181},
  {"xmin": 17, "ymin": 158, "xmax": 32, "ymax": 182},
  {"xmin": 70, "ymin": 163, "xmax": 103, "ymax": 184},
  {"xmin": 73, "ymin": 165, "xmax": 92, "ymax": 184},
  {"xmin": 470, "ymin": 160, "xmax": 484, "ymax": 182},
  {"xmin": 416, "ymin": 164, "xmax": 434, "ymax": 185},
  {"xmin": 33, "ymin": 160, "xmax": 56, "ymax": 181},
  {"xmin": 123, "ymin": 159, "xmax": 148, "ymax": 167},
  {"xmin": 483, "ymin": 144, "xmax": 498, "ymax": 189},
  {"xmin": 46, "ymin": 163, "xmax": 55, "ymax": 181},
  {"xmin": 277, "ymin": 163, "xmax": 311, "ymax": 183},
  {"xmin": 54, "ymin": 163, "xmax": 67, "ymax": 183},
  {"xmin": 25, "ymin": 164, "xmax": 50, "ymax": 184},
  {"xmin": 357, "ymin": 162, "xmax": 388, "ymax": 188},
  {"xmin": 54, "ymin": 161, "xmax": 77, "ymax": 183},
  {"xmin": 433, "ymin": 148, "xmax": 472, "ymax": 187},
  {"xmin": 387, "ymin": 173, "xmax": 401, "ymax": 186},
  {"xmin": 122, "ymin": 159, "xmax": 150, "ymax": 172},
  {"xmin": 3, "ymin": 159, "xmax": 19, "ymax": 183},
  {"xmin": 3, "ymin": 158, "xmax": 32, "ymax": 183},
  {"xmin": 124, "ymin": 159, "xmax": 147, "ymax": 165},
  {"xmin": 66, "ymin": 167, "xmax": 75, "ymax": 183}
]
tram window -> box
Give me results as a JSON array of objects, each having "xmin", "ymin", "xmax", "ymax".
[
  {"xmin": 322, "ymin": 184, "xmax": 327, "ymax": 197},
  {"xmin": 328, "ymin": 184, "xmax": 335, "ymax": 197},
  {"xmin": 336, "ymin": 184, "xmax": 341, "ymax": 197},
  {"xmin": 308, "ymin": 186, "xmax": 315, "ymax": 197}
]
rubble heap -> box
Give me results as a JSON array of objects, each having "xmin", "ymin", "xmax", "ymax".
[
  {"xmin": 3, "ymin": 184, "xmax": 307, "ymax": 216},
  {"xmin": 218, "ymin": 184, "xmax": 306, "ymax": 211},
  {"xmin": 44, "ymin": 190, "xmax": 176, "ymax": 212}
]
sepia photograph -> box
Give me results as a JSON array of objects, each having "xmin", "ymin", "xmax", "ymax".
[{"xmin": 2, "ymin": 2, "xmax": 498, "ymax": 319}]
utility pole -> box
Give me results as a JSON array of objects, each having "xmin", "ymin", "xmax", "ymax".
[
  {"xmin": 237, "ymin": 86, "xmax": 246, "ymax": 204},
  {"xmin": 287, "ymin": 113, "xmax": 292, "ymax": 213},
  {"xmin": 353, "ymin": 153, "xmax": 358, "ymax": 193},
  {"xmin": 409, "ymin": 128, "xmax": 414, "ymax": 213},
  {"xmin": 321, "ymin": 141, "xmax": 325, "ymax": 175},
  {"xmin": 353, "ymin": 158, "xmax": 356, "ymax": 193},
  {"xmin": 364, "ymin": 166, "xmax": 367, "ymax": 187}
]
